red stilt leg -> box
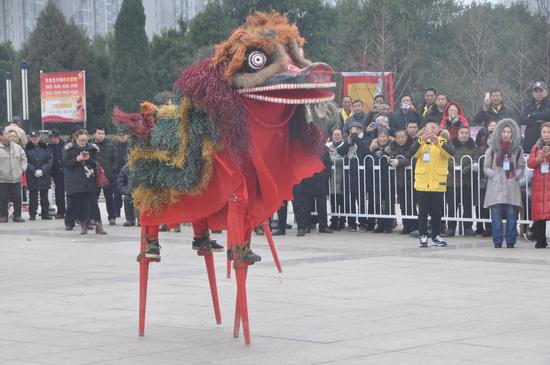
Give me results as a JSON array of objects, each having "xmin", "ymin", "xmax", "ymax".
[
  {"xmin": 235, "ymin": 264, "xmax": 251, "ymax": 345},
  {"xmin": 233, "ymin": 294, "xmax": 241, "ymax": 338},
  {"xmin": 138, "ymin": 224, "xmax": 149, "ymax": 336},
  {"xmin": 202, "ymin": 252, "xmax": 222, "ymax": 325},
  {"xmin": 262, "ymin": 221, "xmax": 282, "ymax": 273}
]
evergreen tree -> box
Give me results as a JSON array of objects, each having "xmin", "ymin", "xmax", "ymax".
[
  {"xmin": 107, "ymin": 0, "xmax": 153, "ymax": 118},
  {"xmin": 18, "ymin": 0, "xmax": 106, "ymax": 132}
]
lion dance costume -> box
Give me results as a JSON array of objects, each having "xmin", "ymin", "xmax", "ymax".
[{"xmin": 113, "ymin": 12, "xmax": 335, "ymax": 344}]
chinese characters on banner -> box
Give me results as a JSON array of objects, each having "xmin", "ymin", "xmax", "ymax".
[
  {"xmin": 40, "ymin": 71, "xmax": 86, "ymax": 126},
  {"xmin": 341, "ymin": 71, "xmax": 394, "ymax": 111}
]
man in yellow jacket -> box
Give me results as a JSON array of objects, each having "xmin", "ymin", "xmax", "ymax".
[{"xmin": 407, "ymin": 122, "xmax": 455, "ymax": 247}]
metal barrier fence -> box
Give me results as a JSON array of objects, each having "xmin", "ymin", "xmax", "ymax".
[{"xmin": 327, "ymin": 153, "xmax": 532, "ymax": 230}]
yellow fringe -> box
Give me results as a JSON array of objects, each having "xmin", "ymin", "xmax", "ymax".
[
  {"xmin": 157, "ymin": 104, "xmax": 178, "ymax": 119},
  {"xmin": 132, "ymin": 186, "xmax": 182, "ymax": 215}
]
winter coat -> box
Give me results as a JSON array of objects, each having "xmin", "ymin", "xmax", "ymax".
[
  {"xmin": 474, "ymin": 103, "xmax": 514, "ymax": 126},
  {"xmin": 439, "ymin": 101, "xmax": 470, "ymax": 141},
  {"xmin": 408, "ymin": 132, "xmax": 455, "ymax": 192},
  {"xmin": 389, "ymin": 110, "xmax": 421, "ymax": 132},
  {"xmin": 385, "ymin": 137, "xmax": 414, "ymax": 188},
  {"xmin": 520, "ymin": 95, "xmax": 550, "ymax": 152},
  {"xmin": 425, "ymin": 106, "xmax": 444, "ymax": 126},
  {"xmin": 0, "ymin": 141, "xmax": 27, "ymax": 183},
  {"xmin": 483, "ymin": 118, "xmax": 525, "ymax": 209},
  {"xmin": 527, "ymin": 139, "xmax": 550, "ymax": 220},
  {"xmin": 336, "ymin": 132, "xmax": 372, "ymax": 193},
  {"xmin": 370, "ymin": 138, "xmax": 394, "ymax": 194},
  {"xmin": 5, "ymin": 123, "xmax": 27, "ymax": 146},
  {"xmin": 448, "ymin": 138, "xmax": 479, "ymax": 187},
  {"xmin": 117, "ymin": 164, "xmax": 132, "ymax": 196},
  {"xmin": 301, "ymin": 147, "xmax": 332, "ymax": 196},
  {"xmin": 93, "ymin": 139, "xmax": 119, "ymax": 185},
  {"xmin": 63, "ymin": 142, "xmax": 99, "ymax": 196},
  {"xmin": 343, "ymin": 112, "xmax": 369, "ymax": 138},
  {"xmin": 47, "ymin": 140, "xmax": 65, "ymax": 178},
  {"xmin": 326, "ymin": 140, "xmax": 345, "ymax": 194},
  {"xmin": 115, "ymin": 140, "xmax": 128, "ymax": 171},
  {"xmin": 25, "ymin": 141, "xmax": 53, "ymax": 190}
]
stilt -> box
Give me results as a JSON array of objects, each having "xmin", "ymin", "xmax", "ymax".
[
  {"xmin": 233, "ymin": 294, "xmax": 241, "ymax": 338},
  {"xmin": 234, "ymin": 264, "xmax": 250, "ymax": 345},
  {"xmin": 262, "ymin": 221, "xmax": 282, "ymax": 273},
  {"xmin": 138, "ymin": 224, "xmax": 159, "ymax": 336},
  {"xmin": 199, "ymin": 250, "xmax": 222, "ymax": 325}
]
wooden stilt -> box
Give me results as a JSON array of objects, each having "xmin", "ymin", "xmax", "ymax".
[
  {"xmin": 235, "ymin": 264, "xmax": 251, "ymax": 345},
  {"xmin": 262, "ymin": 221, "xmax": 282, "ymax": 273},
  {"xmin": 200, "ymin": 251, "xmax": 222, "ymax": 325}
]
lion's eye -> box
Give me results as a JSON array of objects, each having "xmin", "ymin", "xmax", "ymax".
[{"xmin": 247, "ymin": 51, "xmax": 267, "ymax": 70}]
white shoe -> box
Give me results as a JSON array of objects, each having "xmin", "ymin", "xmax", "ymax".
[
  {"xmin": 432, "ymin": 235, "xmax": 447, "ymax": 247},
  {"xmin": 419, "ymin": 235, "xmax": 428, "ymax": 247}
]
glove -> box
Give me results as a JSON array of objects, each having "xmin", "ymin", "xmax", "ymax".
[
  {"xmin": 34, "ymin": 170, "xmax": 43, "ymax": 177},
  {"xmin": 389, "ymin": 159, "xmax": 399, "ymax": 168},
  {"xmin": 351, "ymin": 133, "xmax": 359, "ymax": 144},
  {"xmin": 527, "ymin": 112, "xmax": 537, "ymax": 120},
  {"xmin": 451, "ymin": 117, "xmax": 460, "ymax": 125},
  {"xmin": 471, "ymin": 163, "xmax": 479, "ymax": 173}
]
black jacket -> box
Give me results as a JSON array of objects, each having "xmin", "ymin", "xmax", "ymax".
[
  {"xmin": 385, "ymin": 137, "xmax": 414, "ymax": 187},
  {"xmin": 521, "ymin": 96, "xmax": 550, "ymax": 152},
  {"xmin": 300, "ymin": 147, "xmax": 332, "ymax": 196},
  {"xmin": 94, "ymin": 139, "xmax": 119, "ymax": 185},
  {"xmin": 25, "ymin": 141, "xmax": 53, "ymax": 190},
  {"xmin": 63, "ymin": 142, "xmax": 99, "ymax": 195},
  {"xmin": 389, "ymin": 110, "xmax": 421, "ymax": 132},
  {"xmin": 117, "ymin": 164, "xmax": 132, "ymax": 196},
  {"xmin": 47, "ymin": 140, "xmax": 65, "ymax": 178},
  {"xmin": 115, "ymin": 141, "xmax": 128, "ymax": 171},
  {"xmin": 425, "ymin": 106, "xmax": 444, "ymax": 126},
  {"xmin": 336, "ymin": 132, "xmax": 372, "ymax": 193},
  {"xmin": 473, "ymin": 103, "xmax": 514, "ymax": 126}
]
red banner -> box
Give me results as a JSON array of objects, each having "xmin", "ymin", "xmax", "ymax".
[
  {"xmin": 40, "ymin": 70, "xmax": 86, "ymax": 124},
  {"xmin": 341, "ymin": 71, "xmax": 394, "ymax": 111}
]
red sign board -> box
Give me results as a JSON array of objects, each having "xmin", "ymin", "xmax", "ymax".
[{"xmin": 40, "ymin": 70, "xmax": 86, "ymax": 124}]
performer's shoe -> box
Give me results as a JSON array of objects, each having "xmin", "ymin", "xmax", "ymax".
[
  {"xmin": 145, "ymin": 240, "xmax": 161, "ymax": 259},
  {"xmin": 226, "ymin": 248, "xmax": 261, "ymax": 264},
  {"xmin": 192, "ymin": 236, "xmax": 224, "ymax": 252}
]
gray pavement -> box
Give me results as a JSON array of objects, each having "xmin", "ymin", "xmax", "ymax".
[{"xmin": 1, "ymin": 206, "xmax": 550, "ymax": 364}]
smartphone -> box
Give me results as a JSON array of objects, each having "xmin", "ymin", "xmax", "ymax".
[
  {"xmin": 400, "ymin": 103, "xmax": 410, "ymax": 110},
  {"xmin": 484, "ymin": 92, "xmax": 490, "ymax": 102}
]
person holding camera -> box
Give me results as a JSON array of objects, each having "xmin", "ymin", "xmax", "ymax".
[
  {"xmin": 439, "ymin": 101, "xmax": 470, "ymax": 140},
  {"xmin": 408, "ymin": 122, "xmax": 455, "ymax": 247},
  {"xmin": 63, "ymin": 129, "xmax": 104, "ymax": 234},
  {"xmin": 521, "ymin": 81, "xmax": 550, "ymax": 152},
  {"xmin": 527, "ymin": 122, "xmax": 550, "ymax": 248},
  {"xmin": 337, "ymin": 121, "xmax": 373, "ymax": 231},
  {"xmin": 390, "ymin": 95, "xmax": 421, "ymax": 133},
  {"xmin": 474, "ymin": 89, "xmax": 514, "ymax": 126},
  {"xmin": 25, "ymin": 131, "xmax": 53, "ymax": 220}
]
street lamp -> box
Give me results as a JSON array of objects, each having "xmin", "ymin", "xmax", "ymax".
[
  {"xmin": 5, "ymin": 71, "xmax": 12, "ymax": 123},
  {"xmin": 21, "ymin": 59, "xmax": 29, "ymax": 133}
]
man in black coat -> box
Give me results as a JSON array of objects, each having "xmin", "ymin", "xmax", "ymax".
[
  {"xmin": 117, "ymin": 163, "xmax": 135, "ymax": 226},
  {"xmin": 26, "ymin": 131, "xmax": 53, "ymax": 220},
  {"xmin": 521, "ymin": 81, "xmax": 550, "ymax": 152},
  {"xmin": 47, "ymin": 129, "xmax": 66, "ymax": 218},
  {"xmin": 113, "ymin": 130, "xmax": 129, "ymax": 219},
  {"xmin": 294, "ymin": 146, "xmax": 333, "ymax": 236},
  {"xmin": 336, "ymin": 121, "xmax": 373, "ymax": 231},
  {"xmin": 473, "ymin": 89, "xmax": 514, "ymax": 126},
  {"xmin": 93, "ymin": 127, "xmax": 119, "ymax": 225}
]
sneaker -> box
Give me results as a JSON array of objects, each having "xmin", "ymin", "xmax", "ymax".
[
  {"xmin": 123, "ymin": 220, "xmax": 135, "ymax": 227},
  {"xmin": 319, "ymin": 227, "xmax": 333, "ymax": 233},
  {"xmin": 145, "ymin": 240, "xmax": 161, "ymax": 259},
  {"xmin": 192, "ymin": 236, "xmax": 224, "ymax": 252},
  {"xmin": 419, "ymin": 235, "xmax": 428, "ymax": 247},
  {"xmin": 227, "ymin": 247, "xmax": 262, "ymax": 264},
  {"xmin": 109, "ymin": 218, "xmax": 116, "ymax": 225},
  {"xmin": 297, "ymin": 229, "xmax": 305, "ymax": 237},
  {"xmin": 432, "ymin": 235, "xmax": 447, "ymax": 247}
]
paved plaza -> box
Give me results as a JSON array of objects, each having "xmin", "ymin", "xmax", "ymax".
[{"xmin": 2, "ymin": 206, "xmax": 550, "ymax": 364}]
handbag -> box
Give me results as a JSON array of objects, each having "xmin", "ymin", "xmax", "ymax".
[{"xmin": 95, "ymin": 162, "xmax": 109, "ymax": 187}]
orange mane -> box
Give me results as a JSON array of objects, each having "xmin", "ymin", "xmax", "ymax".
[{"xmin": 211, "ymin": 11, "xmax": 305, "ymax": 83}]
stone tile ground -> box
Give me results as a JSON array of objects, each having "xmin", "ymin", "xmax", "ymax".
[{"xmin": 1, "ymin": 205, "xmax": 550, "ymax": 364}]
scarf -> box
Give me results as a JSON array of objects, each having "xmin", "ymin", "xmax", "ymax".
[{"xmin": 496, "ymin": 140, "xmax": 515, "ymax": 178}]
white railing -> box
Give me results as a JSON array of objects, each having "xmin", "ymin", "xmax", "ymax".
[{"xmin": 326, "ymin": 153, "xmax": 532, "ymax": 230}]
